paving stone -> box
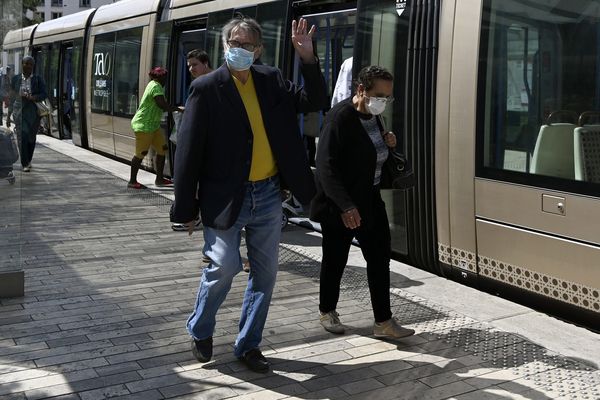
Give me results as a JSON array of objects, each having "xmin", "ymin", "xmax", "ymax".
[
  {"xmin": 109, "ymin": 390, "xmax": 165, "ymax": 400},
  {"xmin": 0, "ymin": 145, "xmax": 596, "ymax": 400},
  {"xmin": 78, "ymin": 384, "xmax": 131, "ymax": 400}
]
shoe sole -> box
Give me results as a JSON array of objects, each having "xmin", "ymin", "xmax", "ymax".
[
  {"xmin": 237, "ymin": 357, "xmax": 270, "ymax": 373},
  {"xmin": 373, "ymin": 330, "xmax": 415, "ymax": 339},
  {"xmin": 320, "ymin": 323, "xmax": 345, "ymax": 335}
]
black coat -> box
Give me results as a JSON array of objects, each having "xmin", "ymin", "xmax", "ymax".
[
  {"xmin": 171, "ymin": 62, "xmax": 328, "ymax": 229},
  {"xmin": 310, "ymin": 99, "xmax": 392, "ymax": 227}
]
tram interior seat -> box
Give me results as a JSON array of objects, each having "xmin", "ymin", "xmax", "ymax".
[
  {"xmin": 574, "ymin": 126, "xmax": 600, "ymax": 182},
  {"xmin": 530, "ymin": 122, "xmax": 576, "ymax": 179}
]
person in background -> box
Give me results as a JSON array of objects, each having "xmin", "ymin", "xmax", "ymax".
[
  {"xmin": 310, "ymin": 65, "xmax": 415, "ymax": 340},
  {"xmin": 3, "ymin": 67, "xmax": 13, "ymax": 121},
  {"xmin": 128, "ymin": 67, "xmax": 183, "ymax": 189},
  {"xmin": 187, "ymin": 49, "xmax": 212, "ymax": 79},
  {"xmin": 171, "ymin": 16, "xmax": 327, "ymax": 373},
  {"xmin": 331, "ymin": 56, "xmax": 353, "ymax": 106},
  {"xmin": 6, "ymin": 57, "xmax": 47, "ymax": 172},
  {"xmin": 0, "ymin": 67, "xmax": 6, "ymax": 125},
  {"xmin": 171, "ymin": 50, "xmax": 213, "ymax": 232}
]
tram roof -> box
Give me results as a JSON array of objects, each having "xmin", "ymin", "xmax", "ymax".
[
  {"xmin": 3, "ymin": 25, "xmax": 38, "ymax": 50},
  {"xmin": 167, "ymin": 0, "xmax": 275, "ymax": 20},
  {"xmin": 33, "ymin": 9, "xmax": 95, "ymax": 43},
  {"xmin": 91, "ymin": 0, "xmax": 162, "ymax": 27}
]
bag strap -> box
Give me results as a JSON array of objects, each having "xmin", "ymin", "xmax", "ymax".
[{"xmin": 375, "ymin": 115, "xmax": 386, "ymax": 135}]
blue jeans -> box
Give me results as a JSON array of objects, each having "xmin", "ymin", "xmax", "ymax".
[{"xmin": 187, "ymin": 175, "xmax": 282, "ymax": 357}]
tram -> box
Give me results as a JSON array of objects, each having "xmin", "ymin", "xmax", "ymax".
[{"xmin": 3, "ymin": 0, "xmax": 599, "ymax": 327}]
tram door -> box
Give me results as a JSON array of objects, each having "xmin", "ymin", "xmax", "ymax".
[
  {"xmin": 59, "ymin": 42, "xmax": 83, "ymax": 143},
  {"xmin": 354, "ymin": 0, "xmax": 439, "ymax": 269},
  {"xmin": 173, "ymin": 26, "xmax": 207, "ymax": 106},
  {"xmin": 153, "ymin": 20, "xmax": 207, "ymax": 176},
  {"xmin": 292, "ymin": 8, "xmax": 356, "ymax": 155}
]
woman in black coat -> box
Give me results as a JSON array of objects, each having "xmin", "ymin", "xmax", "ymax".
[{"xmin": 310, "ymin": 66, "xmax": 415, "ymax": 339}]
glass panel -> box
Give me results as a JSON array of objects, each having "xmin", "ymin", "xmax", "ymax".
[
  {"xmin": 256, "ymin": 1, "xmax": 287, "ymax": 69},
  {"xmin": 206, "ymin": 10, "xmax": 233, "ymax": 69},
  {"xmin": 61, "ymin": 41, "xmax": 82, "ymax": 140},
  {"xmin": 304, "ymin": 10, "xmax": 356, "ymax": 103},
  {"xmin": 47, "ymin": 44, "xmax": 60, "ymax": 137},
  {"xmin": 91, "ymin": 33, "xmax": 114, "ymax": 114},
  {"xmin": 0, "ymin": 0, "xmax": 23, "ymax": 300},
  {"xmin": 294, "ymin": 8, "xmax": 356, "ymax": 168},
  {"xmin": 70, "ymin": 39, "xmax": 83, "ymax": 142},
  {"xmin": 114, "ymin": 27, "xmax": 142, "ymax": 117},
  {"xmin": 355, "ymin": 0, "xmax": 411, "ymax": 255},
  {"xmin": 176, "ymin": 28, "xmax": 207, "ymax": 104},
  {"xmin": 479, "ymin": 0, "xmax": 600, "ymax": 191}
]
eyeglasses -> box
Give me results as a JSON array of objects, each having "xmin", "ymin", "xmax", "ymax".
[
  {"xmin": 366, "ymin": 95, "xmax": 395, "ymax": 104},
  {"xmin": 227, "ymin": 40, "xmax": 260, "ymax": 52}
]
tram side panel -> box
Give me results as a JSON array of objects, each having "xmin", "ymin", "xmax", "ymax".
[
  {"xmin": 87, "ymin": 16, "xmax": 156, "ymax": 167},
  {"xmin": 439, "ymin": 0, "xmax": 481, "ymax": 278},
  {"xmin": 444, "ymin": 0, "xmax": 600, "ymax": 322}
]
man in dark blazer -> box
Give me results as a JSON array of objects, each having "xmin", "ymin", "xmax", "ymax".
[{"xmin": 171, "ymin": 16, "xmax": 327, "ymax": 373}]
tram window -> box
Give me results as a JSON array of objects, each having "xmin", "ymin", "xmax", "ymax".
[
  {"xmin": 206, "ymin": 10, "xmax": 233, "ymax": 69},
  {"xmin": 256, "ymin": 1, "xmax": 286, "ymax": 69},
  {"xmin": 91, "ymin": 33, "xmax": 114, "ymax": 114},
  {"xmin": 152, "ymin": 23, "xmax": 171, "ymax": 76},
  {"xmin": 33, "ymin": 48, "xmax": 47, "ymax": 88},
  {"xmin": 114, "ymin": 28, "xmax": 142, "ymax": 117},
  {"xmin": 355, "ymin": 0, "xmax": 410, "ymax": 255},
  {"xmin": 356, "ymin": 0, "xmax": 408, "ymax": 150},
  {"xmin": 9, "ymin": 50, "xmax": 22, "ymax": 75},
  {"xmin": 47, "ymin": 45, "xmax": 60, "ymax": 109},
  {"xmin": 478, "ymin": 0, "xmax": 600, "ymax": 194}
]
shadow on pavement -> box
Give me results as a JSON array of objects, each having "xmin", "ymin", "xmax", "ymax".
[{"xmin": 0, "ymin": 145, "xmax": 597, "ymax": 400}]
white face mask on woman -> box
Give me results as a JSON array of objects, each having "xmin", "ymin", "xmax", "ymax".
[{"xmin": 365, "ymin": 96, "xmax": 387, "ymax": 115}]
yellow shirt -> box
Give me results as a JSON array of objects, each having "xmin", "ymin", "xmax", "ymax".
[{"xmin": 233, "ymin": 74, "xmax": 277, "ymax": 181}]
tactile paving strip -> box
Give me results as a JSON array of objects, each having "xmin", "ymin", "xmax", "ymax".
[{"xmin": 276, "ymin": 245, "xmax": 599, "ymax": 400}]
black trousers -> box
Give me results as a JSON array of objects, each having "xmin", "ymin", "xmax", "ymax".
[
  {"xmin": 319, "ymin": 189, "xmax": 392, "ymax": 322},
  {"xmin": 18, "ymin": 126, "xmax": 37, "ymax": 167}
]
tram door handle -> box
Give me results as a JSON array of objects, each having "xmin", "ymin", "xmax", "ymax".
[{"xmin": 542, "ymin": 194, "xmax": 566, "ymax": 216}]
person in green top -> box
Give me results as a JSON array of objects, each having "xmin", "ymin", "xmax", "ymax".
[{"xmin": 128, "ymin": 67, "xmax": 183, "ymax": 189}]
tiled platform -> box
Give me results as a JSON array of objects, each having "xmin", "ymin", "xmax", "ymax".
[{"xmin": 0, "ymin": 141, "xmax": 598, "ymax": 400}]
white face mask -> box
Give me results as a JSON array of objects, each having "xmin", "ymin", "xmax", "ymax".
[{"xmin": 365, "ymin": 96, "xmax": 387, "ymax": 115}]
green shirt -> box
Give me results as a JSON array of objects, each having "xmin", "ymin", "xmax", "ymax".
[{"xmin": 131, "ymin": 80, "xmax": 165, "ymax": 133}]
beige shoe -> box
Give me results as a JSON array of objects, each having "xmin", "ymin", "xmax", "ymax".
[
  {"xmin": 373, "ymin": 318, "xmax": 415, "ymax": 339},
  {"xmin": 320, "ymin": 310, "xmax": 345, "ymax": 334}
]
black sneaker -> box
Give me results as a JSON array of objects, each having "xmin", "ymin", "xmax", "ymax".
[
  {"xmin": 238, "ymin": 348, "xmax": 270, "ymax": 373},
  {"xmin": 191, "ymin": 337, "xmax": 213, "ymax": 362}
]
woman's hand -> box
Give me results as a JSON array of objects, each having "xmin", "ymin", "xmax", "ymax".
[
  {"xmin": 383, "ymin": 131, "xmax": 396, "ymax": 148},
  {"xmin": 341, "ymin": 208, "xmax": 361, "ymax": 229}
]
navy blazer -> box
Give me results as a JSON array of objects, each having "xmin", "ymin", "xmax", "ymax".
[{"xmin": 171, "ymin": 62, "xmax": 328, "ymax": 229}]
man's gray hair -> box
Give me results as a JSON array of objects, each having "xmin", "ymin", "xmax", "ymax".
[
  {"xmin": 22, "ymin": 55, "xmax": 35, "ymax": 64},
  {"xmin": 221, "ymin": 17, "xmax": 263, "ymax": 49}
]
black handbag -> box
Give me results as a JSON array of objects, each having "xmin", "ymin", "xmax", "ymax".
[{"xmin": 376, "ymin": 115, "xmax": 415, "ymax": 189}]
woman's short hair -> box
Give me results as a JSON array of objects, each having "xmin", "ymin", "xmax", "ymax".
[
  {"xmin": 149, "ymin": 67, "xmax": 168, "ymax": 78},
  {"xmin": 356, "ymin": 66, "xmax": 393, "ymax": 91},
  {"xmin": 187, "ymin": 49, "xmax": 210, "ymax": 67},
  {"xmin": 221, "ymin": 16, "xmax": 262, "ymax": 49}
]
